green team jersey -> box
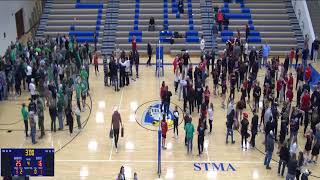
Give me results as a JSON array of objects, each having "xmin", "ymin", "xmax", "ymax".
[
  {"xmin": 75, "ymin": 83, "xmax": 81, "ymax": 99},
  {"xmin": 10, "ymin": 49, "xmax": 16, "ymax": 63},
  {"xmin": 184, "ymin": 123, "xmax": 194, "ymax": 140},
  {"xmin": 21, "ymin": 107, "xmax": 28, "ymax": 121},
  {"xmin": 80, "ymin": 69, "xmax": 88, "ymax": 81},
  {"xmin": 80, "ymin": 80, "xmax": 88, "ymax": 95}
]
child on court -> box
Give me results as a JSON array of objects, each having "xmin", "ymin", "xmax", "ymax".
[{"xmin": 161, "ymin": 115, "xmax": 168, "ymax": 149}]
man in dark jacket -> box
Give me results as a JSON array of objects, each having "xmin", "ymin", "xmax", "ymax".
[
  {"xmin": 312, "ymin": 37, "xmax": 319, "ymax": 62},
  {"xmin": 250, "ymin": 112, "xmax": 259, "ymax": 147},
  {"xmin": 109, "ymin": 59, "xmax": 119, "ymax": 91},
  {"xmin": 226, "ymin": 105, "xmax": 235, "ymax": 144},
  {"xmin": 278, "ymin": 142, "xmax": 290, "ymax": 176},
  {"xmin": 147, "ymin": 42, "xmax": 152, "ymax": 66},
  {"xmin": 264, "ymin": 130, "xmax": 274, "ymax": 169},
  {"xmin": 286, "ymin": 154, "xmax": 298, "ymax": 179}
]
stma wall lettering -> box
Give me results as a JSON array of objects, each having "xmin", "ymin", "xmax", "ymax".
[{"xmin": 194, "ymin": 162, "xmax": 236, "ymax": 172}]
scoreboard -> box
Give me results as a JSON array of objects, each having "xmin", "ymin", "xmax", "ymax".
[{"xmin": 1, "ymin": 148, "xmax": 54, "ymax": 177}]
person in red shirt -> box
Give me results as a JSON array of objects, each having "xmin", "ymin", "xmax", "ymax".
[
  {"xmin": 94, "ymin": 51, "xmax": 99, "ymax": 76},
  {"xmin": 173, "ymin": 55, "xmax": 179, "ymax": 73},
  {"xmin": 203, "ymin": 86, "xmax": 210, "ymax": 108},
  {"xmin": 288, "ymin": 73, "xmax": 294, "ymax": 90},
  {"xmin": 300, "ymin": 89, "xmax": 311, "ymax": 134},
  {"xmin": 305, "ymin": 65, "xmax": 312, "ymax": 84},
  {"xmin": 132, "ymin": 36, "xmax": 137, "ymax": 51},
  {"xmin": 161, "ymin": 115, "xmax": 168, "ymax": 149},
  {"xmin": 276, "ymin": 79, "xmax": 282, "ymax": 100},
  {"xmin": 286, "ymin": 88, "xmax": 293, "ymax": 102},
  {"xmin": 217, "ymin": 9, "xmax": 224, "ymax": 31}
]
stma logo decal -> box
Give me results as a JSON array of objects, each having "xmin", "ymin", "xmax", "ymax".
[
  {"xmin": 142, "ymin": 102, "xmax": 175, "ymax": 127},
  {"xmin": 193, "ymin": 162, "xmax": 236, "ymax": 172}
]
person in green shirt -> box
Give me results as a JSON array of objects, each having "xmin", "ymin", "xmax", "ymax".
[
  {"xmin": 184, "ymin": 119, "xmax": 194, "ymax": 154},
  {"xmin": 80, "ymin": 79, "xmax": 88, "ymax": 111},
  {"xmin": 21, "ymin": 103, "xmax": 29, "ymax": 137}
]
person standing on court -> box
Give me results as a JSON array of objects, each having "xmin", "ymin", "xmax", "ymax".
[
  {"xmin": 240, "ymin": 112, "xmax": 249, "ymax": 149},
  {"xmin": 164, "ymin": 86, "xmax": 172, "ymax": 116},
  {"xmin": 37, "ymin": 97, "xmax": 45, "ymax": 138},
  {"xmin": 185, "ymin": 118, "xmax": 194, "ymax": 154},
  {"xmin": 147, "ymin": 42, "xmax": 152, "ymax": 66},
  {"xmin": 111, "ymin": 108, "xmax": 123, "ymax": 153},
  {"xmin": 29, "ymin": 112, "xmax": 37, "ymax": 144},
  {"xmin": 278, "ymin": 141, "xmax": 290, "ymax": 177},
  {"xmin": 250, "ymin": 111, "xmax": 258, "ymax": 148},
  {"xmin": 197, "ymin": 120, "xmax": 206, "ymax": 156},
  {"xmin": 66, "ymin": 104, "xmax": 74, "ymax": 135},
  {"xmin": 21, "ymin": 103, "xmax": 29, "ymax": 137},
  {"xmin": 132, "ymin": 36, "xmax": 137, "ymax": 52},
  {"xmin": 264, "ymin": 130, "xmax": 275, "ymax": 170},
  {"xmin": 226, "ymin": 102, "xmax": 235, "ymax": 144},
  {"xmin": 161, "ymin": 115, "xmax": 168, "ymax": 149},
  {"xmin": 312, "ymin": 37, "xmax": 319, "ymax": 62},
  {"xmin": 208, "ymin": 103, "xmax": 214, "ymax": 133},
  {"xmin": 173, "ymin": 106, "xmax": 179, "ymax": 138},
  {"xmin": 184, "ymin": 112, "xmax": 192, "ymax": 145},
  {"xmin": 262, "ymin": 42, "xmax": 270, "ymax": 66},
  {"xmin": 286, "ymin": 154, "xmax": 298, "ymax": 179},
  {"xmin": 133, "ymin": 50, "xmax": 140, "ymax": 78},
  {"xmin": 48, "ymin": 91, "xmax": 57, "ymax": 132}
]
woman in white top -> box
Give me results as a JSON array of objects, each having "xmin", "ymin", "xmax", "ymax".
[
  {"xmin": 174, "ymin": 68, "xmax": 180, "ymax": 94},
  {"xmin": 208, "ymin": 103, "xmax": 214, "ymax": 133},
  {"xmin": 200, "ymin": 36, "xmax": 205, "ymax": 52}
]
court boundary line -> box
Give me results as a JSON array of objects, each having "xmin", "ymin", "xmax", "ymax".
[{"xmin": 55, "ymin": 159, "xmax": 277, "ymax": 164}]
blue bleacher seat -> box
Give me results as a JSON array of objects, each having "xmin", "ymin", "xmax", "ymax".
[
  {"xmin": 69, "ymin": 31, "xmax": 97, "ymax": 36},
  {"xmin": 129, "ymin": 31, "xmax": 142, "ymax": 37},
  {"xmin": 186, "ymin": 31, "xmax": 198, "ymax": 37},
  {"xmin": 224, "ymin": 13, "xmax": 251, "ymax": 19},
  {"xmin": 241, "ymin": 8, "xmax": 250, "ymax": 13},
  {"xmin": 75, "ymin": 3, "xmax": 103, "ymax": 9},
  {"xmin": 221, "ymin": 31, "xmax": 233, "ymax": 37}
]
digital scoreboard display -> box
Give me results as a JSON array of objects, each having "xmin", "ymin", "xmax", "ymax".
[{"xmin": 1, "ymin": 148, "xmax": 54, "ymax": 177}]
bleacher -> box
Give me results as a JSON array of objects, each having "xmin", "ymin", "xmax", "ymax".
[
  {"xmin": 115, "ymin": 0, "xmax": 203, "ymax": 56},
  {"xmin": 37, "ymin": 0, "xmax": 108, "ymax": 52},
  {"xmin": 213, "ymin": 0, "xmax": 304, "ymax": 56}
]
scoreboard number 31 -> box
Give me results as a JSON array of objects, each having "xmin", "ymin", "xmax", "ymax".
[{"xmin": 25, "ymin": 149, "xmax": 34, "ymax": 156}]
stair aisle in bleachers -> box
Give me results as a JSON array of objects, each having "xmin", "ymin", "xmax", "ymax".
[
  {"xmin": 102, "ymin": 0, "xmax": 120, "ymax": 55},
  {"xmin": 36, "ymin": 0, "xmax": 54, "ymax": 37},
  {"xmin": 40, "ymin": 0, "xmax": 107, "ymax": 52},
  {"xmin": 200, "ymin": 0, "xmax": 216, "ymax": 51}
]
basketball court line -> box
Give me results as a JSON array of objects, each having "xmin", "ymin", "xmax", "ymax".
[
  {"xmin": 109, "ymin": 88, "xmax": 125, "ymax": 160},
  {"xmin": 55, "ymin": 159, "xmax": 276, "ymax": 164}
]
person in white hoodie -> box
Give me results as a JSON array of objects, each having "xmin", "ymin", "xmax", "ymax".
[
  {"xmin": 243, "ymin": 41, "xmax": 249, "ymax": 61},
  {"xmin": 119, "ymin": 57, "xmax": 131, "ymax": 86},
  {"xmin": 200, "ymin": 36, "xmax": 205, "ymax": 52}
]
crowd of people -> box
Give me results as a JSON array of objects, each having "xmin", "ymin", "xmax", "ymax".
[
  {"xmin": 156, "ymin": 24, "xmax": 319, "ymax": 179},
  {"xmin": 1, "ymin": 4, "xmax": 320, "ymax": 179},
  {"xmin": 0, "ymin": 34, "xmax": 93, "ymax": 144}
]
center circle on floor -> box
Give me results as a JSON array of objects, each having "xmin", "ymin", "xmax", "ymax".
[{"xmin": 134, "ymin": 100, "xmax": 184, "ymax": 131}]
